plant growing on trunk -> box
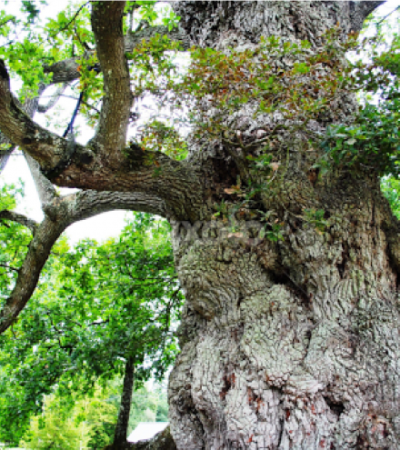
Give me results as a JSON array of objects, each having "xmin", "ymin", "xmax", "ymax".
[{"xmin": 1, "ymin": 1, "xmax": 400, "ymax": 449}]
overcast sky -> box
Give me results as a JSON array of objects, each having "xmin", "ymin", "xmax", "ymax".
[{"xmin": 1, "ymin": 0, "xmax": 400, "ymax": 246}]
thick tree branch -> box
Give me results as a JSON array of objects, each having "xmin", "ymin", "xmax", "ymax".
[
  {"xmin": 90, "ymin": 1, "xmax": 132, "ymax": 160},
  {"xmin": 0, "ymin": 60, "xmax": 94, "ymax": 171},
  {"xmin": 0, "ymin": 60, "xmax": 202, "ymax": 219},
  {"xmin": 0, "ymin": 188, "xmax": 170, "ymax": 335},
  {"xmin": 25, "ymin": 153, "xmax": 57, "ymax": 207},
  {"xmin": 0, "ymin": 210, "xmax": 38, "ymax": 233},
  {"xmin": 350, "ymin": 1, "xmax": 386, "ymax": 31},
  {"xmin": 0, "ymin": 83, "xmax": 46, "ymax": 174}
]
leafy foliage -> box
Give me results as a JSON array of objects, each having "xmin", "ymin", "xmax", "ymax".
[
  {"xmin": 128, "ymin": 383, "xmax": 168, "ymax": 433},
  {"xmin": 382, "ymin": 176, "xmax": 400, "ymax": 219},
  {"xmin": 125, "ymin": 24, "xmax": 400, "ymax": 188},
  {"xmin": 0, "ymin": 191, "xmax": 182, "ymax": 444},
  {"xmin": 0, "ymin": 181, "xmax": 32, "ymax": 302},
  {"xmin": 20, "ymin": 394, "xmax": 92, "ymax": 450},
  {"xmin": 17, "ymin": 379, "xmax": 169, "ymax": 449}
]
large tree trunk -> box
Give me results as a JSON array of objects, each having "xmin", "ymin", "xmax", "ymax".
[{"xmin": 168, "ymin": 2, "xmax": 400, "ymax": 449}]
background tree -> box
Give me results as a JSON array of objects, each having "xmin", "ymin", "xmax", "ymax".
[
  {"xmin": 0, "ymin": 189, "xmax": 182, "ymax": 448},
  {"xmin": 20, "ymin": 393, "xmax": 93, "ymax": 450},
  {"xmin": 1, "ymin": 1, "xmax": 400, "ymax": 449},
  {"xmin": 18, "ymin": 380, "xmax": 169, "ymax": 450}
]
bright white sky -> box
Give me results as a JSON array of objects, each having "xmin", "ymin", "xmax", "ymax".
[{"xmin": 1, "ymin": 0, "xmax": 400, "ymax": 246}]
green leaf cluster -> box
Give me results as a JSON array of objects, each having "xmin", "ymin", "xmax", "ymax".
[
  {"xmin": 382, "ymin": 176, "xmax": 400, "ymax": 219},
  {"xmin": 0, "ymin": 182, "xmax": 32, "ymax": 302},
  {"xmin": 0, "ymin": 191, "xmax": 183, "ymax": 444}
]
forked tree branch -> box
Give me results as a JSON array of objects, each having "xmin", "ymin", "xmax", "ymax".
[
  {"xmin": 0, "ymin": 188, "xmax": 169, "ymax": 335},
  {"xmin": 0, "ymin": 58, "xmax": 202, "ymax": 220}
]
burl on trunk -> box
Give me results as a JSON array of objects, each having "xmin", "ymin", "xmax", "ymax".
[{"xmin": 167, "ymin": 2, "xmax": 400, "ymax": 449}]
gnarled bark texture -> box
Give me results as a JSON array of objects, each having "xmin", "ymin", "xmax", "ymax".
[
  {"xmin": 167, "ymin": 2, "xmax": 400, "ymax": 449},
  {"xmin": 1, "ymin": 1, "xmax": 399, "ymax": 449}
]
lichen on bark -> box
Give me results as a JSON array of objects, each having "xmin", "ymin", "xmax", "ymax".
[{"xmin": 167, "ymin": 2, "xmax": 400, "ymax": 449}]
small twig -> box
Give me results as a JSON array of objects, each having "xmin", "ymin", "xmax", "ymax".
[
  {"xmin": 58, "ymin": 94, "xmax": 101, "ymax": 114},
  {"xmin": 0, "ymin": 17, "xmax": 15, "ymax": 28},
  {"xmin": 0, "ymin": 263, "xmax": 19, "ymax": 273},
  {"xmin": 49, "ymin": 2, "xmax": 90, "ymax": 38},
  {"xmin": 376, "ymin": 5, "xmax": 400, "ymax": 27}
]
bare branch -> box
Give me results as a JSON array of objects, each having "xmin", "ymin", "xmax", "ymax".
[
  {"xmin": 24, "ymin": 153, "xmax": 57, "ymax": 206},
  {"xmin": 0, "ymin": 83, "xmax": 46, "ymax": 174},
  {"xmin": 72, "ymin": 189, "xmax": 168, "ymax": 219},
  {"xmin": 37, "ymin": 83, "xmax": 69, "ymax": 113},
  {"xmin": 0, "ymin": 210, "xmax": 38, "ymax": 233}
]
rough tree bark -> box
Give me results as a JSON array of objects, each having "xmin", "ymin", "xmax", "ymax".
[
  {"xmin": 1, "ymin": 2, "xmax": 399, "ymax": 449},
  {"xmin": 166, "ymin": 2, "xmax": 400, "ymax": 449}
]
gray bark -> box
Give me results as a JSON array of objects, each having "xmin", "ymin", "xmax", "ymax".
[
  {"xmin": 167, "ymin": 2, "xmax": 400, "ymax": 449},
  {"xmin": 169, "ymin": 189, "xmax": 400, "ymax": 449},
  {"xmin": 0, "ymin": 2, "xmax": 397, "ymax": 448}
]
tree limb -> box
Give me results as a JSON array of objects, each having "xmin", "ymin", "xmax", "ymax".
[
  {"xmin": 0, "ymin": 210, "xmax": 38, "ymax": 233},
  {"xmin": 350, "ymin": 1, "xmax": 386, "ymax": 31},
  {"xmin": 37, "ymin": 83, "xmax": 69, "ymax": 113},
  {"xmin": 0, "ymin": 188, "xmax": 170, "ymax": 335},
  {"xmin": 90, "ymin": 1, "xmax": 132, "ymax": 160},
  {"xmin": 24, "ymin": 153, "xmax": 57, "ymax": 207},
  {"xmin": 0, "ymin": 83, "xmax": 46, "ymax": 174},
  {"xmin": 0, "ymin": 215, "xmax": 65, "ymax": 335},
  {"xmin": 0, "ymin": 60, "xmax": 93, "ymax": 170}
]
